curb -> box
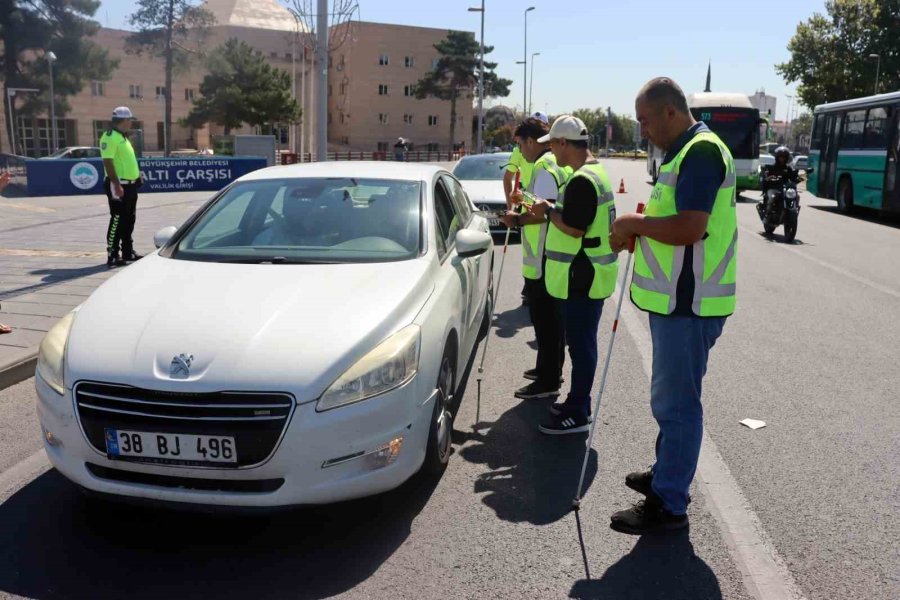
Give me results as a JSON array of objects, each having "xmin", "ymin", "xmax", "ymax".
[{"xmin": 0, "ymin": 350, "xmax": 38, "ymax": 392}]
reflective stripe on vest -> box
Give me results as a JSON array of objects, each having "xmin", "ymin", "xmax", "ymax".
[
  {"xmin": 630, "ymin": 130, "xmax": 738, "ymax": 316},
  {"xmin": 544, "ymin": 162, "xmax": 619, "ymax": 300},
  {"xmin": 521, "ymin": 153, "xmax": 567, "ymax": 280}
]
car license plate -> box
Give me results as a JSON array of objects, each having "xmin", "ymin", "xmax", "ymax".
[{"xmin": 105, "ymin": 428, "xmax": 237, "ymax": 466}]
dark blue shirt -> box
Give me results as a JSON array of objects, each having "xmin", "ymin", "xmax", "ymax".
[{"xmin": 661, "ymin": 122, "xmax": 725, "ymax": 316}]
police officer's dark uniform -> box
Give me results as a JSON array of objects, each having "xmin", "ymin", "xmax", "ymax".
[{"xmin": 100, "ymin": 106, "xmax": 142, "ymax": 267}]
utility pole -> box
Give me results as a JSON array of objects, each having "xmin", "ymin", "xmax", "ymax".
[
  {"xmin": 47, "ymin": 51, "xmax": 58, "ymax": 154},
  {"xmin": 316, "ymin": 0, "xmax": 328, "ymax": 161},
  {"xmin": 523, "ymin": 6, "xmax": 534, "ymax": 117},
  {"xmin": 605, "ymin": 106, "xmax": 611, "ymax": 157},
  {"xmin": 528, "ymin": 52, "xmax": 539, "ymax": 114},
  {"xmin": 468, "ymin": 1, "xmax": 485, "ymax": 154}
]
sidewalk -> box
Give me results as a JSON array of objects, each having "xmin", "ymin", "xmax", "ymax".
[{"xmin": 0, "ymin": 191, "xmax": 212, "ymax": 390}]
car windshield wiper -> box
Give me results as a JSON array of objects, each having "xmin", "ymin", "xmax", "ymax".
[{"xmin": 214, "ymin": 257, "xmax": 345, "ymax": 265}]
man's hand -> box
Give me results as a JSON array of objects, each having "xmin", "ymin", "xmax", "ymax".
[
  {"xmin": 500, "ymin": 211, "xmax": 519, "ymax": 229},
  {"xmin": 112, "ymin": 182, "xmax": 125, "ymax": 200},
  {"xmin": 611, "ymin": 212, "xmax": 644, "ymax": 239},
  {"xmin": 609, "ymin": 231, "xmax": 629, "ymax": 253},
  {"xmin": 509, "ymin": 188, "xmax": 524, "ymax": 207},
  {"xmin": 528, "ymin": 199, "xmax": 551, "ymax": 218}
]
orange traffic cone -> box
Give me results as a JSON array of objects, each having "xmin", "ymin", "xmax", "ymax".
[{"xmin": 618, "ymin": 178, "xmax": 627, "ymax": 194}]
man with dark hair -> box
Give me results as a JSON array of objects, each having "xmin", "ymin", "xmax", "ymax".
[
  {"xmin": 608, "ymin": 77, "xmax": 737, "ymax": 534},
  {"xmin": 529, "ymin": 116, "xmax": 619, "ymax": 434},
  {"xmin": 501, "ymin": 117, "xmax": 570, "ymax": 400}
]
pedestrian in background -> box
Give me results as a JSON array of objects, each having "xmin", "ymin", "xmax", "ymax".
[
  {"xmin": 608, "ymin": 77, "xmax": 737, "ymax": 534},
  {"xmin": 100, "ymin": 106, "xmax": 143, "ymax": 268},
  {"xmin": 529, "ymin": 116, "xmax": 619, "ymax": 435}
]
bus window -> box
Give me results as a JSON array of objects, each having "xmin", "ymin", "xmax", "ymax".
[
  {"xmin": 863, "ymin": 107, "xmax": 890, "ymax": 149},
  {"xmin": 841, "ymin": 110, "xmax": 866, "ymax": 149},
  {"xmin": 811, "ymin": 115, "xmax": 825, "ymax": 150}
]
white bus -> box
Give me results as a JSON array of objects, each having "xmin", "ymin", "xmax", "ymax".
[{"xmin": 647, "ymin": 92, "xmax": 763, "ymax": 190}]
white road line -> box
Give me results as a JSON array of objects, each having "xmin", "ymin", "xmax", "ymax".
[
  {"xmin": 617, "ymin": 298, "xmax": 807, "ymax": 600},
  {"xmin": 0, "ymin": 448, "xmax": 50, "ymax": 503},
  {"xmin": 738, "ymin": 224, "xmax": 900, "ymax": 300}
]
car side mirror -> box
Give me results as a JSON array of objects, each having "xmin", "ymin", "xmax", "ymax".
[
  {"xmin": 154, "ymin": 225, "xmax": 178, "ymax": 249},
  {"xmin": 455, "ymin": 228, "xmax": 492, "ymax": 258}
]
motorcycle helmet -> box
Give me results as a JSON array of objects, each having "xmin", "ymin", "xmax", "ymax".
[{"xmin": 774, "ymin": 146, "xmax": 791, "ymax": 165}]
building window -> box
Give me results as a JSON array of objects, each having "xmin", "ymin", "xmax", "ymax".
[
  {"xmin": 377, "ymin": 142, "xmax": 389, "ymax": 152},
  {"xmin": 91, "ymin": 81, "xmax": 105, "ymax": 97},
  {"xmin": 404, "ymin": 85, "xmax": 413, "ymax": 97},
  {"xmin": 328, "ymin": 55, "xmax": 333, "ymax": 67},
  {"xmin": 270, "ymin": 52, "xmax": 278, "ymax": 59},
  {"xmin": 379, "ymin": 54, "xmax": 389, "ymax": 66},
  {"xmin": 340, "ymin": 82, "xmax": 348, "ymax": 95},
  {"xmin": 405, "ymin": 56, "xmax": 415, "ymax": 68},
  {"xmin": 431, "ymin": 58, "xmax": 440, "ymax": 69},
  {"xmin": 339, "ymin": 112, "xmax": 345, "ymax": 124},
  {"xmin": 427, "ymin": 142, "xmax": 439, "ymax": 151},
  {"xmin": 129, "ymin": 84, "xmax": 142, "ymax": 99},
  {"xmin": 342, "ymin": 136, "xmax": 350, "ymax": 145},
  {"xmin": 184, "ymin": 88, "xmax": 195, "ymax": 101},
  {"xmin": 155, "ymin": 86, "xmax": 166, "ymax": 100},
  {"xmin": 285, "ymin": 53, "xmax": 293, "ymax": 60},
  {"xmin": 329, "ymin": 84, "xmax": 333, "ymax": 97},
  {"xmin": 378, "ymin": 113, "xmax": 389, "ymax": 125},
  {"xmin": 428, "ymin": 115, "xmax": 439, "ymax": 127},
  {"xmin": 328, "ymin": 112, "xmax": 333, "ymax": 125},
  {"xmin": 378, "ymin": 84, "xmax": 389, "ymax": 96},
  {"xmin": 403, "ymin": 113, "xmax": 414, "ymax": 124}
]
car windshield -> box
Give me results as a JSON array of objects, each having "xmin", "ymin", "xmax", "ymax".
[
  {"xmin": 693, "ymin": 109, "xmax": 759, "ymax": 159},
  {"xmin": 171, "ymin": 177, "xmax": 422, "ymax": 264},
  {"xmin": 45, "ymin": 148, "xmax": 71, "ymax": 158},
  {"xmin": 452, "ymin": 154, "xmax": 511, "ymax": 180}
]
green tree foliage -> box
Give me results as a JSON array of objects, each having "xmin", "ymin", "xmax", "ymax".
[
  {"xmin": 0, "ymin": 0, "xmax": 118, "ymax": 153},
  {"xmin": 415, "ymin": 30, "xmax": 512, "ymax": 150},
  {"xmin": 127, "ymin": 0, "xmax": 216, "ymax": 155},
  {"xmin": 570, "ymin": 108, "xmax": 639, "ymax": 148},
  {"xmin": 185, "ymin": 39, "xmax": 300, "ymax": 135},
  {"xmin": 776, "ymin": 0, "xmax": 899, "ymax": 107}
]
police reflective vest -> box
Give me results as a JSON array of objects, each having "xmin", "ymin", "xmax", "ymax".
[
  {"xmin": 520, "ymin": 152, "xmax": 569, "ymax": 280},
  {"xmin": 544, "ymin": 162, "xmax": 618, "ymax": 300},
  {"xmin": 631, "ymin": 130, "xmax": 737, "ymax": 316}
]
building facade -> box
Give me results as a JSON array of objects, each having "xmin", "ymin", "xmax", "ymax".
[{"xmin": 3, "ymin": 0, "xmax": 473, "ymax": 157}]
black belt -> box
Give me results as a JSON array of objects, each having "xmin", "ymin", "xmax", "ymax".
[{"xmin": 106, "ymin": 178, "xmax": 138, "ymax": 185}]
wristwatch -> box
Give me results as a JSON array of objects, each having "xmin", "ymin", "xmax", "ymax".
[{"xmin": 544, "ymin": 206, "xmax": 555, "ymax": 222}]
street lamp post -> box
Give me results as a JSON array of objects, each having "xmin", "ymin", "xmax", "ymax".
[
  {"xmin": 5, "ymin": 88, "xmax": 39, "ymax": 156},
  {"xmin": 528, "ymin": 52, "xmax": 539, "ymax": 114},
  {"xmin": 47, "ymin": 51, "xmax": 58, "ymax": 154},
  {"xmin": 784, "ymin": 94, "xmax": 793, "ymax": 147},
  {"xmin": 523, "ymin": 6, "xmax": 534, "ymax": 117},
  {"xmin": 868, "ymin": 53, "xmax": 881, "ymax": 95},
  {"xmin": 468, "ymin": 1, "xmax": 485, "ymax": 154}
]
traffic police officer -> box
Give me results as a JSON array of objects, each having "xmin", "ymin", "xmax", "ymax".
[
  {"xmin": 608, "ymin": 77, "xmax": 737, "ymax": 534},
  {"xmin": 529, "ymin": 116, "xmax": 618, "ymax": 435},
  {"xmin": 501, "ymin": 117, "xmax": 570, "ymax": 400},
  {"xmin": 100, "ymin": 106, "xmax": 143, "ymax": 267}
]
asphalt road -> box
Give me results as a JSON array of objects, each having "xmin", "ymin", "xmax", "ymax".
[{"xmin": 0, "ymin": 158, "xmax": 897, "ymax": 599}]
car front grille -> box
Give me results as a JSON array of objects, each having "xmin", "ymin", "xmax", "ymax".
[{"xmin": 74, "ymin": 381, "xmax": 295, "ymax": 468}]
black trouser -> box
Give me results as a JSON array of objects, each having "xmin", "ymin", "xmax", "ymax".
[
  {"xmin": 525, "ymin": 276, "xmax": 565, "ymax": 387},
  {"xmin": 104, "ymin": 178, "xmax": 139, "ymax": 256}
]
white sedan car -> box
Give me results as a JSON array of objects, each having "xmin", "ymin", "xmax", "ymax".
[
  {"xmin": 453, "ymin": 152, "xmax": 512, "ymax": 234},
  {"xmin": 35, "ymin": 162, "xmax": 494, "ymax": 508}
]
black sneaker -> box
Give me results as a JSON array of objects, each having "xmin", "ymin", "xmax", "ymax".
[
  {"xmin": 610, "ymin": 496, "xmax": 688, "ymax": 535},
  {"xmin": 124, "ymin": 251, "xmax": 143, "ymax": 261},
  {"xmin": 514, "ymin": 382, "xmax": 559, "ymax": 400},
  {"xmin": 523, "ymin": 368, "xmax": 564, "ymax": 383},
  {"xmin": 548, "ymin": 402, "xmax": 593, "ymax": 420},
  {"xmin": 107, "ymin": 253, "xmax": 123, "ymax": 268},
  {"xmin": 625, "ymin": 468, "xmax": 691, "ymax": 504},
  {"xmin": 538, "ymin": 411, "xmax": 590, "ymax": 435}
]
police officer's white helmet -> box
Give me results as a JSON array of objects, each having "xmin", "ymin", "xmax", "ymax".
[{"xmin": 112, "ymin": 106, "xmax": 136, "ymax": 120}]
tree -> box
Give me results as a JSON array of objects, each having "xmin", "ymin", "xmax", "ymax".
[
  {"xmin": 415, "ymin": 30, "xmax": 511, "ymax": 150},
  {"xmin": 127, "ymin": 0, "xmax": 216, "ymax": 156},
  {"xmin": 185, "ymin": 39, "xmax": 300, "ymax": 135},
  {"xmin": 0, "ymin": 0, "xmax": 118, "ymax": 154},
  {"xmin": 776, "ymin": 0, "xmax": 899, "ymax": 108},
  {"xmin": 790, "ymin": 112, "xmax": 813, "ymax": 148}
]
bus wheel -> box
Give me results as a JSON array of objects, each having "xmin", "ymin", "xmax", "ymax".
[{"xmin": 837, "ymin": 177, "xmax": 854, "ymax": 214}]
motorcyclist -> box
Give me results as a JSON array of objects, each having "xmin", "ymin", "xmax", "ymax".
[{"xmin": 762, "ymin": 146, "xmax": 799, "ymax": 192}]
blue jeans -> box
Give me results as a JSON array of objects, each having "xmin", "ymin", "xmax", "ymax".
[
  {"xmin": 561, "ymin": 296, "xmax": 604, "ymax": 416},
  {"xmin": 649, "ymin": 314, "xmax": 726, "ymax": 515}
]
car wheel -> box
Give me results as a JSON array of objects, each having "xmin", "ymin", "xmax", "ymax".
[
  {"xmin": 837, "ymin": 177, "xmax": 854, "ymax": 214},
  {"xmin": 422, "ymin": 349, "xmax": 455, "ymax": 475}
]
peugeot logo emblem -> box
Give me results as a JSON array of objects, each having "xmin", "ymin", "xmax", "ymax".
[{"xmin": 170, "ymin": 353, "xmax": 194, "ymax": 379}]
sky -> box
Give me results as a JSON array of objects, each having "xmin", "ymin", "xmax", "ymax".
[{"xmin": 96, "ymin": 0, "xmax": 831, "ymax": 121}]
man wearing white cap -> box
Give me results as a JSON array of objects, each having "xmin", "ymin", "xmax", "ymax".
[
  {"xmin": 100, "ymin": 106, "xmax": 143, "ymax": 268},
  {"xmin": 529, "ymin": 116, "xmax": 619, "ymax": 435}
]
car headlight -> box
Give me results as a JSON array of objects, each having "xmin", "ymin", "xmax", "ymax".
[
  {"xmin": 36, "ymin": 310, "xmax": 76, "ymax": 395},
  {"xmin": 785, "ymin": 188, "xmax": 798, "ymax": 199},
  {"xmin": 317, "ymin": 325, "xmax": 420, "ymax": 411}
]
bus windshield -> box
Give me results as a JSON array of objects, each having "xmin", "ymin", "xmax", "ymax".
[{"xmin": 692, "ymin": 108, "xmax": 759, "ymax": 159}]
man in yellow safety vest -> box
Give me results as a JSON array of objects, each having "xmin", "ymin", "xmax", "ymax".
[{"xmin": 608, "ymin": 77, "xmax": 737, "ymax": 535}]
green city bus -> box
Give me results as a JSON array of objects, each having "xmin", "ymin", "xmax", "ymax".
[{"xmin": 808, "ymin": 91, "xmax": 900, "ymax": 213}]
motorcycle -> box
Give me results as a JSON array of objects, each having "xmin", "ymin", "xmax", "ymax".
[{"xmin": 757, "ymin": 171, "xmax": 802, "ymax": 243}]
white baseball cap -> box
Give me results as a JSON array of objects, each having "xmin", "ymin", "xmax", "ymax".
[
  {"xmin": 112, "ymin": 106, "xmax": 136, "ymax": 120},
  {"xmin": 537, "ymin": 115, "xmax": 590, "ymax": 143},
  {"xmin": 530, "ymin": 111, "xmax": 549, "ymax": 124}
]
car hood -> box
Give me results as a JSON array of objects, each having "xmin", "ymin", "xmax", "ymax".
[
  {"xmin": 458, "ymin": 180, "xmax": 505, "ymax": 204},
  {"xmin": 66, "ymin": 254, "xmax": 434, "ymax": 400}
]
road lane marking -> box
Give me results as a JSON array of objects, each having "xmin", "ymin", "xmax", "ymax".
[
  {"xmin": 0, "ymin": 448, "xmax": 50, "ymax": 503},
  {"xmin": 617, "ymin": 298, "xmax": 806, "ymax": 600},
  {"xmin": 738, "ymin": 224, "xmax": 900, "ymax": 300}
]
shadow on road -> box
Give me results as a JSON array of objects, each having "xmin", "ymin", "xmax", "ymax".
[
  {"xmin": 30, "ymin": 264, "xmax": 108, "ymax": 283},
  {"xmin": 809, "ymin": 204, "xmax": 900, "ymax": 229},
  {"xmin": 493, "ymin": 304, "xmax": 530, "ymax": 339},
  {"xmin": 755, "ymin": 230, "xmax": 808, "ymax": 246},
  {"xmin": 456, "ymin": 398, "xmax": 597, "ymax": 526},
  {"xmin": 0, "ymin": 467, "xmax": 440, "ymax": 600},
  {"xmin": 568, "ymin": 529, "xmax": 723, "ymax": 600}
]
